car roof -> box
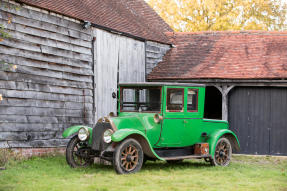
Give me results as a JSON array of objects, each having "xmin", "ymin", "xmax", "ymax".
[{"xmin": 118, "ymin": 82, "xmax": 205, "ymax": 87}]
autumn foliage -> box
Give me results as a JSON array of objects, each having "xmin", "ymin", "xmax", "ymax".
[{"xmin": 146, "ymin": 0, "xmax": 287, "ymax": 32}]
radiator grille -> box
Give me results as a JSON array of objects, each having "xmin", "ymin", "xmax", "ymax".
[{"xmin": 91, "ymin": 122, "xmax": 113, "ymax": 151}]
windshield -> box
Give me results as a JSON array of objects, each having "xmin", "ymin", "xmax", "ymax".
[{"xmin": 120, "ymin": 87, "xmax": 161, "ymax": 113}]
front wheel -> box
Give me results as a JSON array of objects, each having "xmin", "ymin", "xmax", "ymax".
[
  {"xmin": 66, "ymin": 136, "xmax": 93, "ymax": 168},
  {"xmin": 113, "ymin": 138, "xmax": 144, "ymax": 174},
  {"xmin": 211, "ymin": 137, "xmax": 232, "ymax": 166}
]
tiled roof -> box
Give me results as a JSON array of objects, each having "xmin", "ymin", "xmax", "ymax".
[
  {"xmin": 18, "ymin": 0, "xmax": 173, "ymax": 43},
  {"xmin": 148, "ymin": 31, "xmax": 287, "ymax": 80}
]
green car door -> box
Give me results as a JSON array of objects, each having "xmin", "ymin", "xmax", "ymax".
[
  {"xmin": 158, "ymin": 86, "xmax": 186, "ymax": 147},
  {"xmin": 181, "ymin": 87, "xmax": 206, "ymax": 146},
  {"xmin": 158, "ymin": 86, "xmax": 206, "ymax": 147}
]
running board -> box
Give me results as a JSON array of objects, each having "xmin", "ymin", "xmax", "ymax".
[{"xmin": 163, "ymin": 154, "xmax": 211, "ymax": 161}]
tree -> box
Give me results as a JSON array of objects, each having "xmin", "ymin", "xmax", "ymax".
[{"xmin": 146, "ymin": 0, "xmax": 287, "ymax": 31}]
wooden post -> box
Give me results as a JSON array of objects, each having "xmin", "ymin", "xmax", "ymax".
[{"xmin": 215, "ymin": 85, "xmax": 235, "ymax": 121}]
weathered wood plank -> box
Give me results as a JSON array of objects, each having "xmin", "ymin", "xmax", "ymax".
[
  {"xmin": 0, "ymin": 45, "xmax": 92, "ymax": 69},
  {"xmin": 0, "ymin": 1, "xmax": 91, "ymax": 35},
  {"xmin": 0, "ymin": 123, "xmax": 93, "ymax": 132},
  {"xmin": 0, "ymin": 37, "xmax": 92, "ymax": 62},
  {"xmin": 0, "ymin": 9, "xmax": 92, "ymax": 41},
  {"xmin": 0, "ymin": 90, "xmax": 93, "ymax": 103},
  {"xmin": 0, "ymin": 35, "xmax": 92, "ymax": 62},
  {"xmin": 0, "ymin": 19, "xmax": 91, "ymax": 48},
  {"xmin": 0, "ymin": 131, "xmax": 63, "ymax": 141},
  {"xmin": 0, "ymin": 71, "xmax": 93, "ymax": 89},
  {"xmin": 13, "ymin": 65, "xmax": 93, "ymax": 83},
  {"xmin": 2, "ymin": 29, "xmax": 92, "ymax": 55},
  {"xmin": 0, "ymin": 115, "xmax": 94, "ymax": 124},
  {"xmin": 0, "ymin": 54, "xmax": 93, "ymax": 76},
  {"xmin": 0, "ymin": 98, "xmax": 93, "ymax": 110},
  {"xmin": 5, "ymin": 139, "xmax": 70, "ymax": 148},
  {"xmin": 0, "ymin": 80, "xmax": 93, "ymax": 96}
]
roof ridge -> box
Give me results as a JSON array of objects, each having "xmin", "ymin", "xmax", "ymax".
[{"xmin": 165, "ymin": 31, "xmax": 287, "ymax": 36}]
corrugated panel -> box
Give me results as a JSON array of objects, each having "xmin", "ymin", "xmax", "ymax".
[{"xmin": 229, "ymin": 87, "xmax": 287, "ymax": 155}]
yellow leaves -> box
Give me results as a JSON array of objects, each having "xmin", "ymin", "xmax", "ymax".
[
  {"xmin": 0, "ymin": 94, "xmax": 3, "ymax": 101},
  {"xmin": 146, "ymin": 0, "xmax": 287, "ymax": 31},
  {"xmin": 0, "ymin": 38, "xmax": 3, "ymax": 42},
  {"xmin": 12, "ymin": 65, "xmax": 17, "ymax": 70}
]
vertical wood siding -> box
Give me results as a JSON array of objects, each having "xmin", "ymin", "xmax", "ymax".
[
  {"xmin": 94, "ymin": 29, "xmax": 119, "ymax": 120},
  {"xmin": 229, "ymin": 87, "xmax": 287, "ymax": 155},
  {"xmin": 0, "ymin": 1, "xmax": 94, "ymax": 147},
  {"xmin": 94, "ymin": 29, "xmax": 145, "ymax": 119}
]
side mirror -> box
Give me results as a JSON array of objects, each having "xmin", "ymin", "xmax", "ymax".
[{"xmin": 154, "ymin": 114, "xmax": 163, "ymax": 124}]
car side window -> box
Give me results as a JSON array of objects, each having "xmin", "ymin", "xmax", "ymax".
[
  {"xmin": 187, "ymin": 89, "xmax": 198, "ymax": 112},
  {"xmin": 166, "ymin": 88, "xmax": 184, "ymax": 112}
]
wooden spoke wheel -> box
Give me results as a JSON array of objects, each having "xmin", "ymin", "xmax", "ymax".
[
  {"xmin": 66, "ymin": 136, "xmax": 93, "ymax": 168},
  {"xmin": 120, "ymin": 145, "xmax": 139, "ymax": 171},
  {"xmin": 113, "ymin": 138, "xmax": 143, "ymax": 174},
  {"xmin": 211, "ymin": 137, "xmax": 232, "ymax": 166}
]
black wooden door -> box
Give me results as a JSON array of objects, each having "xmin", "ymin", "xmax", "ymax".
[{"xmin": 229, "ymin": 87, "xmax": 287, "ymax": 155}]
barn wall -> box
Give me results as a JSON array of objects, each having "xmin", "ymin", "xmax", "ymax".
[
  {"xmin": 145, "ymin": 41, "xmax": 170, "ymax": 75},
  {"xmin": 0, "ymin": 1, "xmax": 94, "ymax": 148}
]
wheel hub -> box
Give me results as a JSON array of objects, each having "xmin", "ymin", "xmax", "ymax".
[
  {"xmin": 219, "ymin": 150, "xmax": 224, "ymax": 157},
  {"xmin": 126, "ymin": 154, "xmax": 132, "ymax": 162},
  {"xmin": 120, "ymin": 145, "xmax": 139, "ymax": 171}
]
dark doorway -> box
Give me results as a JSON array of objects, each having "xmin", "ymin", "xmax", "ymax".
[
  {"xmin": 204, "ymin": 86, "xmax": 222, "ymax": 119},
  {"xmin": 229, "ymin": 87, "xmax": 287, "ymax": 156}
]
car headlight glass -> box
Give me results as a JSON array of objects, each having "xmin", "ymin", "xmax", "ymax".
[
  {"xmin": 78, "ymin": 127, "xmax": 89, "ymax": 141},
  {"xmin": 103, "ymin": 129, "xmax": 113, "ymax": 143}
]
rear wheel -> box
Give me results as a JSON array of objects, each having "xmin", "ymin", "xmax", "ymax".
[
  {"xmin": 211, "ymin": 137, "xmax": 232, "ymax": 166},
  {"xmin": 66, "ymin": 136, "xmax": 93, "ymax": 168},
  {"xmin": 113, "ymin": 138, "xmax": 144, "ymax": 174}
]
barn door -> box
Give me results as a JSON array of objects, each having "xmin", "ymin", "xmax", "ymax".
[
  {"xmin": 229, "ymin": 87, "xmax": 287, "ymax": 155},
  {"xmin": 94, "ymin": 29, "xmax": 145, "ymax": 120},
  {"xmin": 95, "ymin": 29, "xmax": 119, "ymax": 120}
]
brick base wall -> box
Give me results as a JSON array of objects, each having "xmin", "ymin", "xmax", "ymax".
[{"xmin": 11, "ymin": 147, "xmax": 66, "ymax": 158}]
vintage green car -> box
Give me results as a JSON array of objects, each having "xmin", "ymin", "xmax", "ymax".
[{"xmin": 63, "ymin": 83, "xmax": 240, "ymax": 174}]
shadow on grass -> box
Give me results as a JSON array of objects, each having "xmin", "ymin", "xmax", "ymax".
[{"xmin": 78, "ymin": 159, "xmax": 212, "ymax": 174}]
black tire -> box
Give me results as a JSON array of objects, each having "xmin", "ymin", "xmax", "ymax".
[
  {"xmin": 166, "ymin": 159, "xmax": 183, "ymax": 164},
  {"xmin": 66, "ymin": 136, "xmax": 93, "ymax": 168},
  {"xmin": 211, "ymin": 137, "xmax": 232, "ymax": 166},
  {"xmin": 113, "ymin": 138, "xmax": 144, "ymax": 174}
]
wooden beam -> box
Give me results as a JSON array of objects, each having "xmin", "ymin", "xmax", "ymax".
[{"xmin": 215, "ymin": 85, "xmax": 235, "ymax": 121}]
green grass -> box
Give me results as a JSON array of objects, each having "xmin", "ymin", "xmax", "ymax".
[{"xmin": 0, "ymin": 155, "xmax": 286, "ymax": 191}]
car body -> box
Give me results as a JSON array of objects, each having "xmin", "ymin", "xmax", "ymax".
[{"xmin": 63, "ymin": 82, "xmax": 240, "ymax": 174}]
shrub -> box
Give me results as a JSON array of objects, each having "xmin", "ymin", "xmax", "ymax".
[{"xmin": 0, "ymin": 149, "xmax": 10, "ymax": 168}]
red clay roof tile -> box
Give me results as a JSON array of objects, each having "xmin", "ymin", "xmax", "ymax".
[
  {"xmin": 18, "ymin": 0, "xmax": 173, "ymax": 43},
  {"xmin": 148, "ymin": 31, "xmax": 287, "ymax": 80}
]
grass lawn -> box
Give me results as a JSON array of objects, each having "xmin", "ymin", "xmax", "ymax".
[{"xmin": 0, "ymin": 155, "xmax": 286, "ymax": 191}]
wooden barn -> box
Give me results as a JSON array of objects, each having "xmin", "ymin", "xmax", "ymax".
[
  {"xmin": 1, "ymin": 0, "xmax": 286, "ymax": 156},
  {"xmin": 0, "ymin": 0, "xmax": 171, "ymax": 152},
  {"xmin": 148, "ymin": 31, "xmax": 287, "ymax": 156}
]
